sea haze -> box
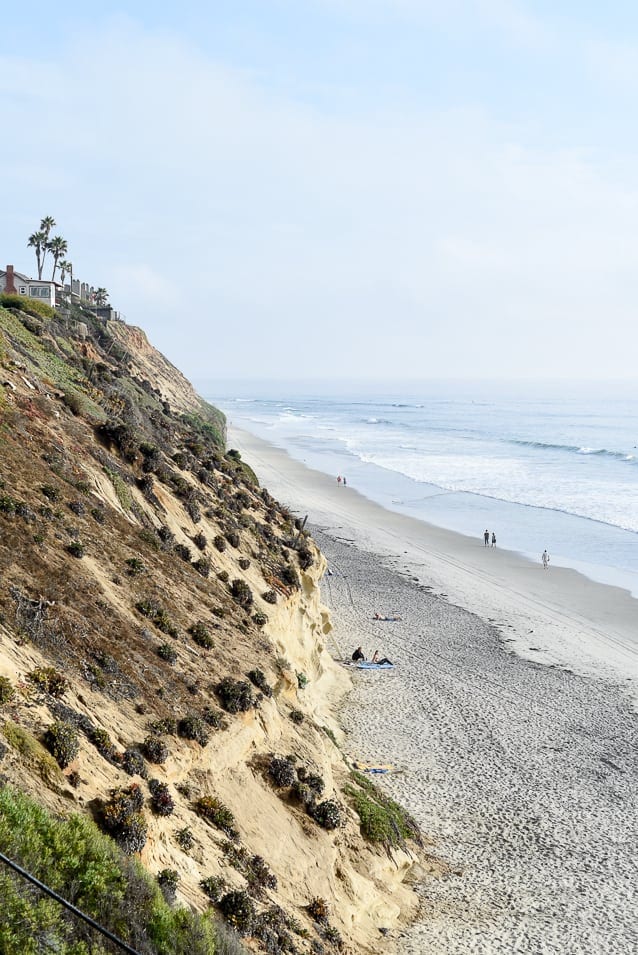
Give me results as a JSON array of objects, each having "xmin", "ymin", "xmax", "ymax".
[{"xmin": 201, "ymin": 380, "xmax": 638, "ymax": 597}]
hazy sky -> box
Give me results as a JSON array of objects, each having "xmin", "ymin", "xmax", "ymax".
[{"xmin": 3, "ymin": 2, "xmax": 638, "ymax": 381}]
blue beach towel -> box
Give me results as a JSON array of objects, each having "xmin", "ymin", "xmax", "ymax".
[{"xmin": 355, "ymin": 661, "xmax": 395, "ymax": 670}]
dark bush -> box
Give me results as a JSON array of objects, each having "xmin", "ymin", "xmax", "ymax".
[
  {"xmin": 177, "ymin": 715, "xmax": 209, "ymax": 746},
  {"xmin": 149, "ymin": 778, "xmax": 175, "ymax": 816},
  {"xmin": 26, "ymin": 667, "xmax": 68, "ymax": 698},
  {"xmin": 290, "ymin": 709, "xmax": 304, "ymax": 725},
  {"xmin": 261, "ymin": 589, "xmax": 277, "ymax": 605},
  {"xmin": 67, "ymin": 540, "xmax": 85, "ymax": 558},
  {"xmin": 126, "ymin": 556, "xmax": 146, "ymax": 575},
  {"xmin": 68, "ymin": 500, "xmax": 86, "ymax": 517},
  {"xmin": 213, "ymin": 535, "xmax": 227, "ymax": 552},
  {"xmin": 157, "ymin": 643, "xmax": 178, "ymax": 664},
  {"xmin": 99, "ymin": 784, "xmax": 148, "ymax": 854},
  {"xmin": 280, "ymin": 565, "xmax": 300, "ymax": 589},
  {"xmin": 212, "ymin": 606, "xmax": 226, "ymax": 618},
  {"xmin": 188, "ymin": 621, "xmax": 214, "ymax": 649},
  {"xmin": 174, "ymin": 543, "xmax": 192, "ymax": 562},
  {"xmin": 219, "ymin": 890, "xmax": 256, "ymax": 936},
  {"xmin": 122, "ymin": 748, "xmax": 147, "ymax": 777},
  {"xmin": 246, "ymin": 855, "xmax": 277, "ymax": 895},
  {"xmin": 216, "ymin": 678, "xmax": 256, "ymax": 714},
  {"xmin": 193, "ymin": 557, "xmax": 211, "ymax": 577},
  {"xmin": 311, "ymin": 799, "xmax": 343, "ymax": 831},
  {"xmin": 225, "ymin": 531, "xmax": 240, "ymax": 548},
  {"xmin": 247, "ymin": 669, "xmax": 273, "ymax": 698},
  {"xmin": 186, "ymin": 499, "xmax": 202, "ymax": 523},
  {"xmin": 306, "ymin": 897, "xmax": 330, "ymax": 925},
  {"xmin": 193, "ymin": 531, "xmax": 207, "ymax": 551},
  {"xmin": 41, "ymin": 484, "xmax": 60, "ymax": 501},
  {"xmin": 230, "ymin": 578, "xmax": 253, "ymax": 609},
  {"xmin": 238, "ymin": 557, "xmax": 250, "ymax": 570},
  {"xmin": 44, "ymin": 721, "xmax": 79, "ymax": 768},
  {"xmin": 142, "ymin": 735, "xmax": 169, "ymax": 764},
  {"xmin": 194, "ymin": 796, "xmax": 238, "ymax": 838},
  {"xmin": 217, "ymin": 570, "xmax": 229, "ymax": 583},
  {"xmin": 175, "ymin": 826, "xmax": 194, "ymax": 852},
  {"xmin": 135, "ymin": 599, "xmax": 178, "ymax": 637},
  {"xmin": 201, "ymin": 706, "xmax": 227, "ymax": 729},
  {"xmin": 297, "ymin": 546, "xmax": 314, "ymax": 570},
  {"xmin": 252, "ymin": 611, "xmax": 268, "ymax": 627},
  {"xmin": 268, "ymin": 757, "xmax": 297, "ymax": 789}
]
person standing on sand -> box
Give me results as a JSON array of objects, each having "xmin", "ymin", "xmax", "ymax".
[
  {"xmin": 484, "ymin": 529, "xmax": 490, "ymax": 547},
  {"xmin": 343, "ymin": 476, "xmax": 347, "ymax": 486},
  {"xmin": 542, "ymin": 550, "xmax": 550, "ymax": 570},
  {"xmin": 491, "ymin": 532, "xmax": 496, "ymax": 547},
  {"xmin": 337, "ymin": 475, "xmax": 342, "ymax": 486}
]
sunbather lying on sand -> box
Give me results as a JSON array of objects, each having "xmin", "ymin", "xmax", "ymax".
[{"xmin": 373, "ymin": 612, "xmax": 402, "ymax": 621}]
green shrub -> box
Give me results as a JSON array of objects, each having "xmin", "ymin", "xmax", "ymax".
[
  {"xmin": 193, "ymin": 531, "xmax": 207, "ymax": 551},
  {"xmin": 157, "ymin": 643, "xmax": 178, "ymax": 664},
  {"xmin": 188, "ymin": 621, "xmax": 214, "ymax": 649},
  {"xmin": 252, "ymin": 611, "xmax": 268, "ymax": 627},
  {"xmin": 136, "ymin": 598, "xmax": 178, "ymax": 637},
  {"xmin": 0, "ymin": 786, "xmax": 217, "ymax": 954},
  {"xmin": 0, "ymin": 292, "xmax": 55, "ymax": 319},
  {"xmin": 216, "ymin": 678, "xmax": 255, "ymax": 714},
  {"xmin": 0, "ymin": 677, "xmax": 15, "ymax": 705},
  {"xmin": 230, "ymin": 578, "xmax": 253, "ymax": 609},
  {"xmin": 296, "ymin": 671, "xmax": 308, "ymax": 690},
  {"xmin": 147, "ymin": 717, "xmax": 177, "ymax": 736},
  {"xmin": 290, "ymin": 709, "xmax": 304, "ymax": 725},
  {"xmin": 261, "ymin": 589, "xmax": 277, "ymax": 605},
  {"xmin": 217, "ymin": 570, "xmax": 229, "ymax": 583},
  {"xmin": 201, "ymin": 706, "xmax": 227, "ymax": 730},
  {"xmin": 44, "ymin": 721, "xmax": 79, "ymax": 768},
  {"xmin": 194, "ymin": 796, "xmax": 238, "ymax": 839},
  {"xmin": 126, "ymin": 556, "xmax": 146, "ymax": 575},
  {"xmin": 41, "ymin": 484, "xmax": 60, "ymax": 501},
  {"xmin": 200, "ymin": 874, "xmax": 227, "ymax": 902},
  {"xmin": 194, "ymin": 556, "xmax": 211, "ymax": 577},
  {"xmin": 213, "ymin": 534, "xmax": 227, "ymax": 552},
  {"xmin": 225, "ymin": 531, "xmax": 240, "ymax": 548},
  {"xmin": 174, "ymin": 543, "xmax": 192, "ymax": 562},
  {"xmin": 345, "ymin": 771, "xmax": 421, "ymax": 848},
  {"xmin": 238, "ymin": 557, "xmax": 250, "ymax": 570}
]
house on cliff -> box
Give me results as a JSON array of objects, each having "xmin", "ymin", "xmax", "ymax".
[{"xmin": 0, "ymin": 264, "xmax": 58, "ymax": 308}]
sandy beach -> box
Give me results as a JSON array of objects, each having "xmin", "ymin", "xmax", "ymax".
[{"xmin": 230, "ymin": 426, "xmax": 638, "ymax": 954}]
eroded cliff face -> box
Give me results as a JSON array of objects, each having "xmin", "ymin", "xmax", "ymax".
[{"xmin": 0, "ymin": 308, "xmax": 427, "ymax": 953}]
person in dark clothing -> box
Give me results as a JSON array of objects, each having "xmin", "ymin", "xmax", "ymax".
[{"xmin": 352, "ymin": 646, "xmax": 365, "ymax": 662}]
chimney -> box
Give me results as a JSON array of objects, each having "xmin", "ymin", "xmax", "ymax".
[{"xmin": 4, "ymin": 265, "xmax": 17, "ymax": 294}]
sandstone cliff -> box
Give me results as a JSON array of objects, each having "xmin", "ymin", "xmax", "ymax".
[{"xmin": 0, "ymin": 301, "xmax": 428, "ymax": 953}]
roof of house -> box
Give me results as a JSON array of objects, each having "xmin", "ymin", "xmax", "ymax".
[{"xmin": 0, "ymin": 269, "xmax": 32, "ymax": 283}]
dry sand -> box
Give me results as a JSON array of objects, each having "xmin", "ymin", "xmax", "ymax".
[{"xmin": 230, "ymin": 426, "xmax": 638, "ymax": 954}]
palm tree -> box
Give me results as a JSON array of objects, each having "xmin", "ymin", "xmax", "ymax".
[
  {"xmin": 59, "ymin": 260, "xmax": 72, "ymax": 285},
  {"xmin": 27, "ymin": 231, "xmax": 47, "ymax": 279},
  {"xmin": 39, "ymin": 216, "xmax": 56, "ymax": 277},
  {"xmin": 48, "ymin": 236, "xmax": 68, "ymax": 281},
  {"xmin": 94, "ymin": 288, "xmax": 109, "ymax": 306}
]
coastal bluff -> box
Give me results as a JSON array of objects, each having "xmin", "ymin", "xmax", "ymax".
[{"xmin": 0, "ymin": 301, "xmax": 438, "ymax": 953}]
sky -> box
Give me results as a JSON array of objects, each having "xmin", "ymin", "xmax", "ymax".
[{"xmin": 2, "ymin": 1, "xmax": 638, "ymax": 382}]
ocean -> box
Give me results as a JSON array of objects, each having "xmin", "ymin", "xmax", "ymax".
[{"xmin": 202, "ymin": 381, "xmax": 638, "ymax": 597}]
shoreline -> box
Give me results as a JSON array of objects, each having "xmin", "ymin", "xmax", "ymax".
[
  {"xmin": 230, "ymin": 424, "xmax": 638, "ymax": 953},
  {"xmin": 229, "ymin": 425, "xmax": 638, "ymax": 701}
]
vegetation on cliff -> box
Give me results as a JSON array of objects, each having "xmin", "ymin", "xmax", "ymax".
[{"xmin": 0, "ymin": 297, "xmax": 425, "ymax": 953}]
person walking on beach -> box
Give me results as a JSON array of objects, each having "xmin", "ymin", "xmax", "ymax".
[
  {"xmin": 491, "ymin": 531, "xmax": 496, "ymax": 547},
  {"xmin": 343, "ymin": 476, "xmax": 347, "ymax": 486},
  {"xmin": 542, "ymin": 549, "xmax": 550, "ymax": 570},
  {"xmin": 337, "ymin": 475, "xmax": 342, "ymax": 486},
  {"xmin": 484, "ymin": 529, "xmax": 490, "ymax": 547}
]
